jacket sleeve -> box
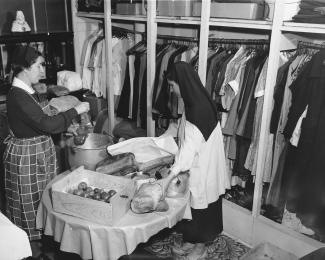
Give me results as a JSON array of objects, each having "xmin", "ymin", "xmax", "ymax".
[
  {"xmin": 283, "ymin": 60, "xmax": 312, "ymax": 139},
  {"xmin": 170, "ymin": 121, "xmax": 205, "ymax": 174},
  {"xmin": 15, "ymin": 91, "xmax": 78, "ymax": 134}
]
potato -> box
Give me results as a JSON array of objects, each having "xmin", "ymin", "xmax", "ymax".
[
  {"xmin": 78, "ymin": 182, "xmax": 88, "ymax": 191},
  {"xmin": 93, "ymin": 193, "xmax": 101, "ymax": 200},
  {"xmin": 100, "ymin": 191, "xmax": 109, "ymax": 200},
  {"xmin": 108, "ymin": 190, "xmax": 117, "ymax": 197},
  {"xmin": 73, "ymin": 189, "xmax": 83, "ymax": 196},
  {"xmin": 86, "ymin": 186, "xmax": 93, "ymax": 193}
]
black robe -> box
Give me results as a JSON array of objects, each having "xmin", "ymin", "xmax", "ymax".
[
  {"xmin": 283, "ymin": 50, "xmax": 325, "ymax": 235},
  {"xmin": 166, "ymin": 62, "xmax": 223, "ymax": 243}
]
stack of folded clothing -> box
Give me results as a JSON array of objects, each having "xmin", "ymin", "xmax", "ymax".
[{"xmin": 292, "ymin": 0, "xmax": 325, "ymax": 24}]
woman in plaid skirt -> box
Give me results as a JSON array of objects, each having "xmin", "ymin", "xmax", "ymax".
[{"xmin": 3, "ymin": 46, "xmax": 90, "ymax": 258}]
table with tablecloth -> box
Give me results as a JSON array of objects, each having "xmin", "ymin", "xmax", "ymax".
[
  {"xmin": 0, "ymin": 211, "xmax": 32, "ymax": 260},
  {"xmin": 36, "ymin": 172, "xmax": 189, "ymax": 260}
]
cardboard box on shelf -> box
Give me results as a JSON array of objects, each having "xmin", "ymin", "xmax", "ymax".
[
  {"xmin": 157, "ymin": 0, "xmax": 193, "ymax": 17},
  {"xmin": 192, "ymin": 2, "xmax": 266, "ymax": 20}
]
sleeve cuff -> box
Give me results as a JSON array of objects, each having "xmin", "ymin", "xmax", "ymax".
[
  {"xmin": 170, "ymin": 165, "xmax": 180, "ymax": 176},
  {"xmin": 64, "ymin": 108, "xmax": 78, "ymax": 125}
]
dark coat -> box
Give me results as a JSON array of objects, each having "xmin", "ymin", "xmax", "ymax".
[{"xmin": 283, "ymin": 49, "xmax": 325, "ymax": 234}]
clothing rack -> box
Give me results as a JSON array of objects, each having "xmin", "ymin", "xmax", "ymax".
[
  {"xmin": 157, "ymin": 34, "xmax": 198, "ymax": 42},
  {"xmin": 281, "ymin": 41, "xmax": 325, "ymax": 54},
  {"xmin": 142, "ymin": 34, "xmax": 198, "ymax": 46},
  {"xmin": 297, "ymin": 40, "xmax": 325, "ymax": 50},
  {"xmin": 208, "ymin": 38, "xmax": 269, "ymax": 45},
  {"xmin": 208, "ymin": 38, "xmax": 269, "ymax": 49},
  {"xmin": 97, "ymin": 23, "xmax": 145, "ymax": 37},
  {"xmin": 111, "ymin": 26, "xmax": 144, "ymax": 36}
]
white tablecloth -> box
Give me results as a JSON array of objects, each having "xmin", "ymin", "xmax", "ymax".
[
  {"xmin": 0, "ymin": 212, "xmax": 32, "ymax": 260},
  {"xmin": 36, "ymin": 173, "xmax": 189, "ymax": 260}
]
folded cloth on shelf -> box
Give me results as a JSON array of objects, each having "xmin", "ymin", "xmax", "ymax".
[
  {"xmin": 57, "ymin": 70, "xmax": 82, "ymax": 92},
  {"xmin": 292, "ymin": 0, "xmax": 325, "ymax": 23}
]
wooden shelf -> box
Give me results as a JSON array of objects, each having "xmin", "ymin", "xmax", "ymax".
[
  {"xmin": 282, "ymin": 21, "xmax": 325, "ymax": 34},
  {"xmin": 156, "ymin": 16, "xmax": 201, "ymax": 25},
  {"xmin": 0, "ymin": 32, "xmax": 73, "ymax": 44},
  {"xmin": 76, "ymin": 12, "xmax": 104, "ymax": 19},
  {"xmin": 209, "ymin": 18, "xmax": 273, "ymax": 30},
  {"xmin": 111, "ymin": 14, "xmax": 147, "ymax": 22}
]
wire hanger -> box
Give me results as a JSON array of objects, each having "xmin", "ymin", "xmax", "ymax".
[
  {"xmin": 158, "ymin": 34, "xmax": 198, "ymax": 45},
  {"xmin": 282, "ymin": 41, "xmax": 325, "ymax": 55},
  {"xmin": 126, "ymin": 40, "xmax": 146, "ymax": 55},
  {"xmin": 208, "ymin": 38, "xmax": 269, "ymax": 50},
  {"xmin": 297, "ymin": 41, "xmax": 325, "ymax": 55}
]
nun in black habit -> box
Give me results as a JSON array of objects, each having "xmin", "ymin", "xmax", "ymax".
[{"xmin": 164, "ymin": 62, "xmax": 230, "ymax": 259}]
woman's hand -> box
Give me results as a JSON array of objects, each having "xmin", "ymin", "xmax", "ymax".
[
  {"xmin": 67, "ymin": 124, "xmax": 79, "ymax": 136},
  {"xmin": 74, "ymin": 102, "xmax": 90, "ymax": 115},
  {"xmin": 156, "ymin": 170, "xmax": 179, "ymax": 195}
]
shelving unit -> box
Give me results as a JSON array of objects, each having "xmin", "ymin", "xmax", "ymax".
[
  {"xmin": 0, "ymin": 32, "xmax": 73, "ymax": 44},
  {"xmin": 71, "ymin": 0, "xmax": 325, "ymax": 257},
  {"xmin": 282, "ymin": 21, "xmax": 325, "ymax": 34},
  {"xmin": 0, "ymin": 31, "xmax": 74, "ymax": 86},
  {"xmin": 77, "ymin": 12, "xmax": 104, "ymax": 19},
  {"xmin": 111, "ymin": 15, "xmax": 147, "ymax": 22},
  {"xmin": 209, "ymin": 18, "xmax": 272, "ymax": 30},
  {"xmin": 155, "ymin": 16, "xmax": 201, "ymax": 25}
]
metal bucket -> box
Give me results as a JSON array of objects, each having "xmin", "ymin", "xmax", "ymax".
[{"xmin": 66, "ymin": 133, "xmax": 113, "ymax": 170}]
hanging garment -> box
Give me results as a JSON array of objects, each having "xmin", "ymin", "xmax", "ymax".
[
  {"xmin": 219, "ymin": 46, "xmax": 247, "ymax": 111},
  {"xmin": 136, "ymin": 53, "xmax": 147, "ymax": 127},
  {"xmin": 232, "ymin": 52, "xmax": 267, "ymax": 179},
  {"xmin": 81, "ymin": 30, "xmax": 103, "ymax": 91},
  {"xmin": 266, "ymin": 54, "xmax": 312, "ymax": 207},
  {"xmin": 180, "ymin": 46, "xmax": 198, "ymax": 63},
  {"xmin": 152, "ymin": 44, "xmax": 173, "ymax": 116},
  {"xmin": 205, "ymin": 50, "xmax": 228, "ymax": 96},
  {"xmin": 244, "ymin": 58, "xmax": 268, "ymax": 175},
  {"xmin": 90, "ymin": 37, "xmax": 105, "ymax": 97},
  {"xmin": 282, "ymin": 50, "xmax": 325, "ymax": 234}
]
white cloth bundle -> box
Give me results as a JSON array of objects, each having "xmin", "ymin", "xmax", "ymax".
[{"xmin": 57, "ymin": 70, "xmax": 82, "ymax": 92}]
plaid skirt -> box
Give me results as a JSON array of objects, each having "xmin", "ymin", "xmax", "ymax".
[{"xmin": 3, "ymin": 135, "xmax": 57, "ymax": 240}]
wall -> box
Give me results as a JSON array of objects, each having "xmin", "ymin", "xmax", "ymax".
[
  {"xmin": 0, "ymin": 0, "xmax": 70, "ymax": 35},
  {"xmin": 0, "ymin": 0, "xmax": 34, "ymax": 35}
]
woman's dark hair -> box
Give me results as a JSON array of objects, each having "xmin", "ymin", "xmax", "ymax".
[{"xmin": 11, "ymin": 45, "xmax": 42, "ymax": 76}]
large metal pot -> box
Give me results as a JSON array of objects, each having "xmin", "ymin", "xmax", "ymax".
[{"xmin": 66, "ymin": 133, "xmax": 113, "ymax": 170}]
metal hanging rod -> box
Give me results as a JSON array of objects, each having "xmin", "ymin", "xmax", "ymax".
[
  {"xmin": 297, "ymin": 40, "xmax": 325, "ymax": 49},
  {"xmin": 98, "ymin": 23, "xmax": 145, "ymax": 36},
  {"xmin": 112, "ymin": 26, "xmax": 145, "ymax": 35},
  {"xmin": 208, "ymin": 38, "xmax": 269, "ymax": 45},
  {"xmin": 156, "ymin": 34, "xmax": 199, "ymax": 42}
]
